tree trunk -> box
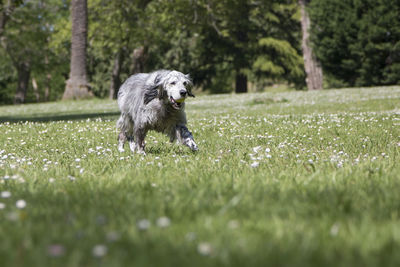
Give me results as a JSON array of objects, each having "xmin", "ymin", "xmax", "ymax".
[
  {"xmin": 14, "ymin": 61, "xmax": 30, "ymax": 104},
  {"xmin": 235, "ymin": 72, "xmax": 247, "ymax": 93},
  {"xmin": 63, "ymin": 0, "xmax": 92, "ymax": 100},
  {"xmin": 32, "ymin": 76, "xmax": 40, "ymax": 102},
  {"xmin": 44, "ymin": 54, "xmax": 51, "ymax": 101},
  {"xmin": 299, "ymin": 0, "xmax": 323, "ymax": 90},
  {"xmin": 130, "ymin": 46, "xmax": 146, "ymax": 74},
  {"xmin": 109, "ymin": 49, "xmax": 123, "ymax": 99}
]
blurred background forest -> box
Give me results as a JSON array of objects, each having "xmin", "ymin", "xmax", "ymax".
[{"xmin": 0, "ymin": 0, "xmax": 399, "ymax": 104}]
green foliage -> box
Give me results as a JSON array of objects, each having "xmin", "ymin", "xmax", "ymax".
[
  {"xmin": 0, "ymin": 86, "xmax": 400, "ymax": 266},
  {"xmin": 0, "ymin": 0, "xmax": 305, "ymax": 101},
  {"xmin": 0, "ymin": 0, "xmax": 70, "ymax": 104},
  {"xmin": 0, "ymin": 50, "xmax": 15, "ymax": 104},
  {"xmin": 309, "ymin": 0, "xmax": 400, "ymax": 88},
  {"xmin": 254, "ymin": 37, "xmax": 304, "ymax": 87}
]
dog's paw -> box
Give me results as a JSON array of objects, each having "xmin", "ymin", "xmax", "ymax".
[
  {"xmin": 137, "ymin": 149, "xmax": 146, "ymax": 156},
  {"xmin": 185, "ymin": 138, "xmax": 198, "ymax": 151},
  {"xmin": 118, "ymin": 141, "xmax": 125, "ymax": 152},
  {"xmin": 129, "ymin": 142, "xmax": 136, "ymax": 153}
]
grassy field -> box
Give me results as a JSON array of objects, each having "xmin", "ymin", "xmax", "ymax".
[{"xmin": 1, "ymin": 86, "xmax": 400, "ymax": 267}]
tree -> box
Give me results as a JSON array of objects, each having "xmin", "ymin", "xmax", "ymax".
[
  {"xmin": 1, "ymin": 0, "xmax": 50, "ymax": 104},
  {"xmin": 63, "ymin": 0, "xmax": 92, "ymax": 100},
  {"xmin": 0, "ymin": 0, "xmax": 22, "ymax": 37},
  {"xmin": 299, "ymin": 0, "xmax": 323, "ymax": 90},
  {"xmin": 145, "ymin": 0, "xmax": 304, "ymax": 93},
  {"xmin": 197, "ymin": 0, "xmax": 304, "ymax": 92},
  {"xmin": 308, "ymin": 0, "xmax": 400, "ymax": 88},
  {"xmin": 0, "ymin": 0, "xmax": 28, "ymax": 104},
  {"xmin": 87, "ymin": 0, "xmax": 152, "ymax": 99}
]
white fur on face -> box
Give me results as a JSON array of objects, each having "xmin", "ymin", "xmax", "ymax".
[{"xmin": 164, "ymin": 71, "xmax": 190, "ymax": 102}]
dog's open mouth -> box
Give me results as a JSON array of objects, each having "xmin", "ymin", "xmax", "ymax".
[{"xmin": 170, "ymin": 96, "xmax": 183, "ymax": 110}]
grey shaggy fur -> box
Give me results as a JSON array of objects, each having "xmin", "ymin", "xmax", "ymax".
[{"xmin": 117, "ymin": 70, "xmax": 198, "ymax": 154}]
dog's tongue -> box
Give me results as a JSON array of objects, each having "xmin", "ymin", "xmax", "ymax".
[{"xmin": 170, "ymin": 97, "xmax": 182, "ymax": 109}]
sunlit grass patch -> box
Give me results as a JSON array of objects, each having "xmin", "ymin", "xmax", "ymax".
[{"xmin": 0, "ymin": 86, "xmax": 400, "ymax": 266}]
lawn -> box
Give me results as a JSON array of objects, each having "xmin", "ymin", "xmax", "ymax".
[{"xmin": 1, "ymin": 86, "xmax": 400, "ymax": 266}]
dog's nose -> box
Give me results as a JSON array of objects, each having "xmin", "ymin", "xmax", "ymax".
[{"xmin": 179, "ymin": 90, "xmax": 187, "ymax": 97}]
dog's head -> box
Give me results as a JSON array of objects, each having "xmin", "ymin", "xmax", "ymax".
[{"xmin": 145, "ymin": 70, "xmax": 194, "ymax": 110}]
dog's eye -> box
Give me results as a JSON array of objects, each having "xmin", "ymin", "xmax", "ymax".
[
  {"xmin": 170, "ymin": 81, "xmax": 176, "ymax": 85},
  {"xmin": 183, "ymin": 81, "xmax": 188, "ymax": 86}
]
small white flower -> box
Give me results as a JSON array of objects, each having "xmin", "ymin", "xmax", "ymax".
[
  {"xmin": 197, "ymin": 242, "xmax": 212, "ymax": 256},
  {"xmin": 92, "ymin": 244, "xmax": 107, "ymax": 258},
  {"xmin": 137, "ymin": 219, "xmax": 151, "ymax": 230},
  {"xmin": 156, "ymin": 217, "xmax": 171, "ymax": 228},
  {"xmin": 251, "ymin": 161, "xmax": 259, "ymax": 168},
  {"xmin": 265, "ymin": 148, "xmax": 271, "ymax": 153},
  {"xmin": 1, "ymin": 191, "xmax": 11, "ymax": 198},
  {"xmin": 0, "ymin": 202, "xmax": 5, "ymax": 209},
  {"xmin": 330, "ymin": 223, "xmax": 340, "ymax": 236},
  {"xmin": 252, "ymin": 146, "xmax": 262, "ymax": 153},
  {"xmin": 75, "ymin": 158, "xmax": 81, "ymax": 162},
  {"xmin": 16, "ymin": 199, "xmax": 26, "ymax": 209},
  {"xmin": 49, "ymin": 178, "xmax": 55, "ymax": 183},
  {"xmin": 266, "ymin": 154, "xmax": 272, "ymax": 159}
]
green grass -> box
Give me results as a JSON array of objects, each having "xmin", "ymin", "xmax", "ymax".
[{"xmin": 1, "ymin": 86, "xmax": 400, "ymax": 266}]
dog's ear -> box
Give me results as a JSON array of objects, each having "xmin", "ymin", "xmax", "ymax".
[
  {"xmin": 155, "ymin": 74, "xmax": 167, "ymax": 99},
  {"xmin": 144, "ymin": 74, "xmax": 166, "ymax": 104},
  {"xmin": 144, "ymin": 85, "xmax": 158, "ymax": 104},
  {"xmin": 185, "ymin": 74, "xmax": 195, "ymax": 97}
]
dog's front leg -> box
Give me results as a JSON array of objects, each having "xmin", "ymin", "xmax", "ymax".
[
  {"xmin": 176, "ymin": 124, "xmax": 198, "ymax": 151},
  {"xmin": 128, "ymin": 136, "xmax": 136, "ymax": 153}
]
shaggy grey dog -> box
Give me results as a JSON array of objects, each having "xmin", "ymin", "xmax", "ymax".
[{"xmin": 117, "ymin": 70, "xmax": 198, "ymax": 154}]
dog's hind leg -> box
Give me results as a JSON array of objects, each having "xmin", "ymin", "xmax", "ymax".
[
  {"xmin": 118, "ymin": 131, "xmax": 127, "ymax": 152},
  {"xmin": 117, "ymin": 114, "xmax": 134, "ymax": 152}
]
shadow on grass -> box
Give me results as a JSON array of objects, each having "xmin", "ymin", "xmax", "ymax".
[{"xmin": 0, "ymin": 111, "xmax": 121, "ymax": 123}]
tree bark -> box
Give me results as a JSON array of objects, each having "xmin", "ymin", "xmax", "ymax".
[
  {"xmin": 63, "ymin": 0, "xmax": 92, "ymax": 100},
  {"xmin": 32, "ymin": 76, "xmax": 40, "ymax": 102},
  {"xmin": 299, "ymin": 0, "xmax": 323, "ymax": 90},
  {"xmin": 44, "ymin": 54, "xmax": 51, "ymax": 101},
  {"xmin": 235, "ymin": 72, "xmax": 247, "ymax": 93},
  {"xmin": 14, "ymin": 61, "xmax": 30, "ymax": 104},
  {"xmin": 130, "ymin": 46, "xmax": 147, "ymax": 74},
  {"xmin": 44, "ymin": 73, "xmax": 51, "ymax": 101},
  {"xmin": 109, "ymin": 49, "xmax": 123, "ymax": 99}
]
